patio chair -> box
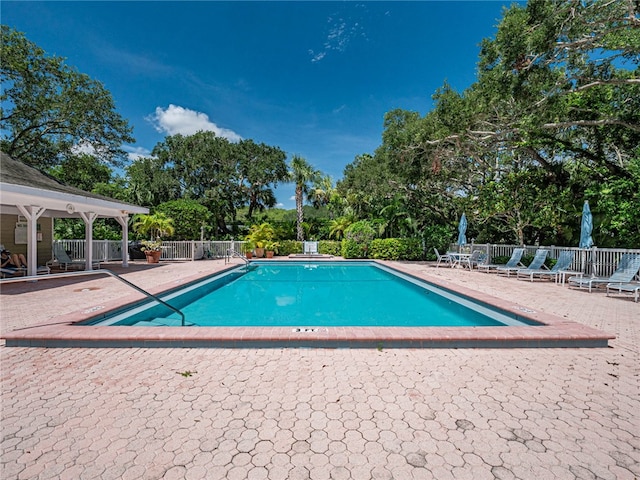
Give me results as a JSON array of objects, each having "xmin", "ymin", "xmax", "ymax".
[
  {"xmin": 499, "ymin": 249, "xmax": 549, "ymax": 277},
  {"xmin": 460, "ymin": 250, "xmax": 488, "ymax": 269},
  {"xmin": 606, "ymin": 283, "xmax": 640, "ymax": 302},
  {"xmin": 48, "ymin": 244, "xmax": 100, "ymax": 271},
  {"xmin": 477, "ymin": 248, "xmax": 524, "ymax": 274},
  {"xmin": 569, "ymin": 253, "xmax": 640, "ymax": 293},
  {"xmin": 434, "ymin": 248, "xmax": 453, "ymax": 267},
  {"xmin": 517, "ymin": 250, "xmax": 574, "ymax": 282}
]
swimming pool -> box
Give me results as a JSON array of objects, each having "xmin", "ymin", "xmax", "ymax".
[{"xmin": 86, "ymin": 261, "xmax": 537, "ymax": 328}]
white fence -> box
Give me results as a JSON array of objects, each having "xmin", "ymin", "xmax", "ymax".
[
  {"xmin": 448, "ymin": 243, "xmax": 640, "ymax": 277},
  {"xmin": 54, "ymin": 240, "xmax": 247, "ymax": 262}
]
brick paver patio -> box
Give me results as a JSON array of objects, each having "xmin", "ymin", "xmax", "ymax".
[{"xmin": 1, "ymin": 259, "xmax": 638, "ymax": 479}]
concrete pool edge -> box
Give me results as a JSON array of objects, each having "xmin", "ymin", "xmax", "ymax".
[{"xmin": 2, "ymin": 260, "xmax": 615, "ymax": 348}]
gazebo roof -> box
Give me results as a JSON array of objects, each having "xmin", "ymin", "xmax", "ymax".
[{"xmin": 0, "ymin": 152, "xmax": 148, "ymax": 218}]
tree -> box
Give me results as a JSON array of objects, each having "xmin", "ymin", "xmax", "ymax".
[
  {"xmin": 237, "ymin": 139, "xmax": 288, "ymax": 219},
  {"xmin": 48, "ymin": 153, "xmax": 113, "ymax": 192},
  {"xmin": 0, "ymin": 26, "xmax": 134, "ymax": 168},
  {"xmin": 126, "ymin": 156, "xmax": 181, "ymax": 207},
  {"xmin": 308, "ymin": 175, "xmax": 334, "ymax": 209},
  {"xmin": 289, "ymin": 155, "xmax": 319, "ymax": 241},
  {"xmin": 154, "ymin": 200, "xmax": 213, "ymax": 240},
  {"xmin": 132, "ymin": 213, "xmax": 175, "ymax": 240}
]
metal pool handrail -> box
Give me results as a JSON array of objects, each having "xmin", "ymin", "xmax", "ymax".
[
  {"xmin": 0, "ymin": 269, "xmax": 187, "ymax": 326},
  {"xmin": 226, "ymin": 249, "xmax": 250, "ymax": 270}
]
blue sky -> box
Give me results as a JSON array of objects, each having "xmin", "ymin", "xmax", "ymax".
[{"xmin": 3, "ymin": 1, "xmax": 514, "ymax": 209}]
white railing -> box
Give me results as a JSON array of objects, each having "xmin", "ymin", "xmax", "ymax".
[
  {"xmin": 54, "ymin": 239, "xmax": 123, "ymax": 262},
  {"xmin": 54, "ymin": 240, "xmax": 247, "ymax": 262},
  {"xmin": 449, "ymin": 243, "xmax": 640, "ymax": 277}
]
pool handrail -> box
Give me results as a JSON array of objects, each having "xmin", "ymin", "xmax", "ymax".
[
  {"xmin": 226, "ymin": 249, "xmax": 250, "ymax": 270},
  {"xmin": 0, "ymin": 269, "xmax": 187, "ymax": 326}
]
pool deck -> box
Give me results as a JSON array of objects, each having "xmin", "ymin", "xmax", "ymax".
[
  {"xmin": 0, "ymin": 259, "xmax": 615, "ymax": 348},
  {"xmin": 1, "ymin": 258, "xmax": 639, "ymax": 479}
]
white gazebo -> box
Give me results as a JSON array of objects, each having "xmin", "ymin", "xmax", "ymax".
[{"xmin": 0, "ymin": 152, "xmax": 149, "ymax": 276}]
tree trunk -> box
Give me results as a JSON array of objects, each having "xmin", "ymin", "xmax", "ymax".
[{"xmin": 296, "ymin": 184, "xmax": 304, "ymax": 241}]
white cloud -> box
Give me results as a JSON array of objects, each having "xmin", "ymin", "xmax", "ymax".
[
  {"xmin": 309, "ymin": 6, "xmax": 368, "ymax": 63},
  {"xmin": 123, "ymin": 145, "xmax": 152, "ymax": 162},
  {"xmin": 147, "ymin": 104, "xmax": 242, "ymax": 142},
  {"xmin": 289, "ymin": 196, "xmax": 296, "ymax": 202}
]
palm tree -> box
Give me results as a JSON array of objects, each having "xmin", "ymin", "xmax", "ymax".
[
  {"xmin": 308, "ymin": 175, "xmax": 334, "ymax": 209},
  {"xmin": 289, "ymin": 155, "xmax": 318, "ymax": 241},
  {"xmin": 132, "ymin": 213, "xmax": 175, "ymax": 240},
  {"xmin": 328, "ymin": 216, "xmax": 353, "ymax": 240}
]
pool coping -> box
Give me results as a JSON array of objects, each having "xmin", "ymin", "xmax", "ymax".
[{"xmin": 3, "ymin": 260, "xmax": 615, "ymax": 348}]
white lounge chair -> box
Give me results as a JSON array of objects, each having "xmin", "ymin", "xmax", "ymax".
[
  {"xmin": 478, "ymin": 248, "xmax": 525, "ymax": 274},
  {"xmin": 606, "ymin": 283, "xmax": 640, "ymax": 302},
  {"xmin": 434, "ymin": 248, "xmax": 453, "ymax": 267},
  {"xmin": 499, "ymin": 249, "xmax": 549, "ymax": 277},
  {"xmin": 517, "ymin": 250, "xmax": 573, "ymax": 282},
  {"xmin": 569, "ymin": 254, "xmax": 640, "ymax": 293}
]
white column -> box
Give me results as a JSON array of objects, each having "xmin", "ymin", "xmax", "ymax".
[
  {"xmin": 16, "ymin": 205, "xmax": 46, "ymax": 276},
  {"xmin": 79, "ymin": 212, "xmax": 98, "ymax": 270},
  {"xmin": 115, "ymin": 215, "xmax": 129, "ymax": 267}
]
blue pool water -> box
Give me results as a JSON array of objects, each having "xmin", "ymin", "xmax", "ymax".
[{"xmin": 88, "ymin": 262, "xmax": 536, "ymax": 328}]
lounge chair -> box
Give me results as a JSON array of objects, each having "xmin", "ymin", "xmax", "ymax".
[
  {"xmin": 434, "ymin": 248, "xmax": 453, "ymax": 267},
  {"xmin": 569, "ymin": 253, "xmax": 640, "ymax": 293},
  {"xmin": 517, "ymin": 250, "xmax": 574, "ymax": 282},
  {"xmin": 1, "ymin": 265, "xmax": 50, "ymax": 278},
  {"xmin": 48, "ymin": 244, "xmax": 101, "ymax": 271},
  {"xmin": 606, "ymin": 283, "xmax": 640, "ymax": 302},
  {"xmin": 478, "ymin": 248, "xmax": 525, "ymax": 274},
  {"xmin": 499, "ymin": 249, "xmax": 549, "ymax": 277}
]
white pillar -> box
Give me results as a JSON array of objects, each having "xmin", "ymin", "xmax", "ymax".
[
  {"xmin": 16, "ymin": 205, "xmax": 46, "ymax": 276},
  {"xmin": 115, "ymin": 215, "xmax": 130, "ymax": 267},
  {"xmin": 79, "ymin": 212, "xmax": 97, "ymax": 270}
]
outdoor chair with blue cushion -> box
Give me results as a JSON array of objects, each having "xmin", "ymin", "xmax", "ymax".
[
  {"xmin": 478, "ymin": 248, "xmax": 524, "ymax": 274},
  {"xmin": 516, "ymin": 250, "xmax": 574, "ymax": 282},
  {"xmin": 48, "ymin": 244, "xmax": 101, "ymax": 271},
  {"xmin": 434, "ymin": 248, "xmax": 453, "ymax": 267},
  {"xmin": 606, "ymin": 282, "xmax": 640, "ymax": 302},
  {"xmin": 569, "ymin": 253, "xmax": 640, "ymax": 293},
  {"xmin": 499, "ymin": 248, "xmax": 549, "ymax": 277}
]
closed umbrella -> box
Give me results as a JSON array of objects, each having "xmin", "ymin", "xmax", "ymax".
[
  {"xmin": 579, "ymin": 201, "xmax": 594, "ymax": 249},
  {"xmin": 457, "ymin": 213, "xmax": 467, "ymax": 247}
]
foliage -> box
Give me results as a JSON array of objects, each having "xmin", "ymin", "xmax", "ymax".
[
  {"xmin": 277, "ymin": 240, "xmax": 302, "ymax": 256},
  {"xmin": 318, "ymin": 241, "xmax": 342, "ymax": 256},
  {"xmin": 341, "ymin": 220, "xmax": 376, "ymax": 259},
  {"xmin": 422, "ymin": 225, "xmax": 455, "ymax": 260},
  {"xmin": 53, "ymin": 218, "xmax": 121, "ymax": 240},
  {"xmin": 0, "ymin": 26, "xmax": 134, "ymax": 168},
  {"xmin": 369, "ymin": 238, "xmax": 424, "ymax": 261},
  {"xmin": 337, "ymin": 0, "xmax": 639, "ymax": 249},
  {"xmin": 154, "ymin": 200, "xmax": 212, "ymax": 241},
  {"xmin": 131, "ymin": 213, "xmax": 175, "ymax": 240},
  {"xmin": 245, "ymin": 222, "xmax": 275, "ymax": 248},
  {"xmin": 140, "ymin": 239, "xmax": 162, "ymax": 252},
  {"xmin": 264, "ymin": 241, "xmax": 280, "ymax": 253},
  {"xmin": 289, "ymin": 155, "xmax": 319, "ymax": 241}
]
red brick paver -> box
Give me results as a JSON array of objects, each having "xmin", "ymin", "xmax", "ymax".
[{"xmin": 1, "ymin": 259, "xmax": 639, "ymax": 479}]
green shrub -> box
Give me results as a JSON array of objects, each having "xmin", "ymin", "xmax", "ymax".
[
  {"xmin": 342, "ymin": 220, "xmax": 376, "ymax": 258},
  {"xmin": 318, "ymin": 240, "xmax": 341, "ymax": 256},
  {"xmin": 369, "ymin": 238, "xmax": 424, "ymax": 260},
  {"xmin": 277, "ymin": 240, "xmax": 302, "ymax": 256},
  {"xmin": 422, "ymin": 224, "xmax": 455, "ymax": 260}
]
